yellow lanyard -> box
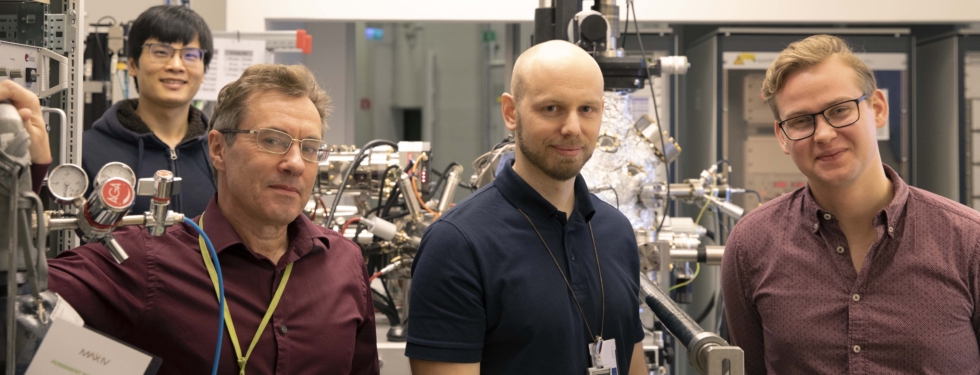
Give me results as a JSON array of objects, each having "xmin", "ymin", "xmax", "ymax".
[{"xmin": 197, "ymin": 214, "xmax": 294, "ymax": 375}]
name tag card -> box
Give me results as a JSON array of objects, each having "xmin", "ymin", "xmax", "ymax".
[{"xmin": 25, "ymin": 318, "xmax": 160, "ymax": 375}]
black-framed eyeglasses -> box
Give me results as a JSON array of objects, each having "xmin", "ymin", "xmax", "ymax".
[
  {"xmin": 142, "ymin": 43, "xmax": 206, "ymax": 65},
  {"xmin": 219, "ymin": 128, "xmax": 329, "ymax": 163},
  {"xmin": 778, "ymin": 95, "xmax": 867, "ymax": 141}
]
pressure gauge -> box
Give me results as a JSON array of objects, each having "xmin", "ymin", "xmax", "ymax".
[
  {"xmin": 95, "ymin": 162, "xmax": 136, "ymax": 187},
  {"xmin": 47, "ymin": 164, "xmax": 89, "ymax": 205}
]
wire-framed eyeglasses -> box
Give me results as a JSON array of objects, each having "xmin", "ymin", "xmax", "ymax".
[
  {"xmin": 142, "ymin": 43, "xmax": 206, "ymax": 65},
  {"xmin": 219, "ymin": 128, "xmax": 329, "ymax": 163},
  {"xmin": 778, "ymin": 95, "xmax": 867, "ymax": 141}
]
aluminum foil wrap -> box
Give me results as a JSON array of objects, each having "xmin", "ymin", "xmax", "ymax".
[{"xmin": 581, "ymin": 91, "xmax": 666, "ymax": 230}]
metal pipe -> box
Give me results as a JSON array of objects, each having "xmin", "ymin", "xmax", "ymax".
[
  {"xmin": 398, "ymin": 173, "xmax": 423, "ymax": 220},
  {"xmin": 538, "ymin": 0, "xmax": 552, "ymax": 7},
  {"xmin": 669, "ymin": 246, "xmax": 725, "ymax": 265},
  {"xmin": 596, "ymin": 0, "xmax": 618, "ymax": 50},
  {"xmin": 46, "ymin": 213, "xmax": 185, "ymax": 234},
  {"xmin": 639, "ymin": 273, "xmax": 744, "ymax": 374},
  {"xmin": 639, "ymin": 272, "xmax": 704, "ymax": 348},
  {"xmin": 6, "ymin": 167, "xmax": 18, "ymax": 375},
  {"xmin": 436, "ymin": 165, "xmax": 463, "ymax": 213}
]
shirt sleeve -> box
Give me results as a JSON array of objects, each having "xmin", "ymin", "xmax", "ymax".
[
  {"xmin": 30, "ymin": 162, "xmax": 48, "ymax": 195},
  {"xmin": 47, "ymin": 227, "xmax": 149, "ymax": 339},
  {"xmin": 720, "ymin": 225, "xmax": 767, "ymax": 375},
  {"xmin": 405, "ymin": 220, "xmax": 486, "ymax": 363},
  {"xmin": 971, "ymin": 234, "xmax": 980, "ymax": 347},
  {"xmin": 352, "ymin": 249, "xmax": 380, "ymax": 375}
]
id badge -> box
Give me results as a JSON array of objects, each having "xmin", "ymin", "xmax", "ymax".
[{"xmin": 587, "ymin": 338, "xmax": 618, "ymax": 375}]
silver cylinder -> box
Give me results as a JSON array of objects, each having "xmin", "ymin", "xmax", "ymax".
[
  {"xmin": 596, "ymin": 0, "xmax": 619, "ymax": 51},
  {"xmin": 669, "ymin": 245, "xmax": 724, "ymax": 266},
  {"xmin": 78, "ymin": 177, "xmax": 135, "ymax": 243},
  {"xmin": 539, "ymin": 0, "xmax": 552, "ymax": 7},
  {"xmin": 147, "ymin": 170, "xmax": 175, "ymax": 236},
  {"xmin": 398, "ymin": 173, "xmax": 423, "ymax": 219},
  {"xmin": 102, "ymin": 235, "xmax": 129, "ymax": 264},
  {"xmin": 437, "ymin": 165, "xmax": 463, "ymax": 213}
]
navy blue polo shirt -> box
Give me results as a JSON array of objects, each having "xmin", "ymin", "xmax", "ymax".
[{"xmin": 406, "ymin": 161, "xmax": 643, "ymax": 374}]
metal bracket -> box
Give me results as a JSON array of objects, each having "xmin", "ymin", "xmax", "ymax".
[
  {"xmin": 43, "ymin": 14, "xmax": 65, "ymax": 53},
  {"xmin": 38, "ymin": 47, "xmax": 68, "ymax": 98}
]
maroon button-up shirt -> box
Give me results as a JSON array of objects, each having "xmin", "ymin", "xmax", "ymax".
[
  {"xmin": 722, "ymin": 164, "xmax": 980, "ymax": 374},
  {"xmin": 48, "ymin": 196, "xmax": 379, "ymax": 375}
]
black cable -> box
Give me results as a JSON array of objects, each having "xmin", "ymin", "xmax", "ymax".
[
  {"xmin": 378, "ymin": 165, "xmax": 400, "ymax": 213},
  {"xmin": 371, "ymin": 289, "xmax": 401, "ymax": 325},
  {"xmin": 430, "ymin": 162, "xmax": 462, "ymax": 199},
  {"xmin": 592, "ymin": 187, "xmax": 620, "ymax": 209},
  {"xmin": 628, "ymin": 0, "xmax": 670, "ymax": 235},
  {"xmin": 379, "ymin": 274, "xmax": 399, "ymax": 323},
  {"xmin": 381, "ymin": 183, "xmax": 402, "ymax": 217},
  {"xmin": 694, "ymin": 292, "xmax": 717, "ymax": 324},
  {"xmin": 381, "ymin": 211, "xmax": 410, "ymax": 221},
  {"xmin": 620, "ymin": 0, "xmax": 629, "ymax": 50},
  {"xmin": 745, "ymin": 189, "xmax": 763, "ymax": 206},
  {"xmin": 326, "ymin": 140, "xmax": 399, "ymax": 226}
]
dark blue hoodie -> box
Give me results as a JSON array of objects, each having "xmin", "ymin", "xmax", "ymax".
[{"xmin": 82, "ymin": 99, "xmax": 215, "ymax": 218}]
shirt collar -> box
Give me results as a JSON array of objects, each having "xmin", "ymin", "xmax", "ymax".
[
  {"xmin": 493, "ymin": 160, "xmax": 596, "ymax": 225},
  {"xmin": 196, "ymin": 195, "xmax": 331, "ymax": 262},
  {"xmin": 803, "ymin": 163, "xmax": 908, "ymax": 237}
]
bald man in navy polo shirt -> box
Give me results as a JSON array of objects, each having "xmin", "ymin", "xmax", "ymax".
[{"xmin": 407, "ymin": 40, "xmax": 647, "ymax": 375}]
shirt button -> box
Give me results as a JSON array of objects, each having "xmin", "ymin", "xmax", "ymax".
[
  {"xmin": 814, "ymin": 223, "xmax": 819, "ymax": 230},
  {"xmin": 888, "ymin": 226, "xmax": 894, "ymax": 233},
  {"xmin": 853, "ymin": 345, "xmax": 861, "ymax": 353},
  {"xmin": 570, "ymin": 253, "xmax": 576, "ymax": 261},
  {"xmin": 836, "ymin": 246, "xmax": 845, "ymax": 254},
  {"xmin": 281, "ymin": 325, "xmax": 288, "ymax": 334},
  {"xmin": 823, "ymin": 213, "xmax": 832, "ymax": 220},
  {"xmin": 852, "ymin": 294, "xmax": 861, "ymax": 302}
]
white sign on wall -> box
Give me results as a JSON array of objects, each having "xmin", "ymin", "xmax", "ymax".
[
  {"xmin": 723, "ymin": 52, "xmax": 907, "ymax": 71},
  {"xmin": 195, "ymin": 38, "xmax": 268, "ymax": 101}
]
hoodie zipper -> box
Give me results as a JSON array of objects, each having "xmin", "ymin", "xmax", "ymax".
[{"xmin": 169, "ymin": 148, "xmax": 181, "ymax": 211}]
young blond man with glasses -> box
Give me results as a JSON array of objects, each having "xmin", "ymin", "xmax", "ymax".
[
  {"xmin": 82, "ymin": 5, "xmax": 215, "ymax": 217},
  {"xmin": 722, "ymin": 34, "xmax": 980, "ymax": 374}
]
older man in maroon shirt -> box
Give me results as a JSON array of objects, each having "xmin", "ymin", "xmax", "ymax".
[
  {"xmin": 722, "ymin": 35, "xmax": 980, "ymax": 374},
  {"xmin": 46, "ymin": 64, "xmax": 379, "ymax": 374}
]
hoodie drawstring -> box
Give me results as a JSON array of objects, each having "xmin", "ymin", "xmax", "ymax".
[{"xmin": 136, "ymin": 138, "xmax": 145, "ymax": 179}]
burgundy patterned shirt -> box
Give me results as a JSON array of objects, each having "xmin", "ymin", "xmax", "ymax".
[{"xmin": 722, "ymin": 164, "xmax": 980, "ymax": 374}]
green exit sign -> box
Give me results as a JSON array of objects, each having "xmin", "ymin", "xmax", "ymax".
[{"xmin": 482, "ymin": 30, "xmax": 496, "ymax": 42}]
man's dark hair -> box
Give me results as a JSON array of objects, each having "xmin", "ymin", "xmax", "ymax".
[{"xmin": 128, "ymin": 5, "xmax": 213, "ymax": 89}]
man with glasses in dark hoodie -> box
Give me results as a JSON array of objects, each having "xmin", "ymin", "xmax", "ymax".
[{"xmin": 83, "ymin": 5, "xmax": 214, "ymax": 217}]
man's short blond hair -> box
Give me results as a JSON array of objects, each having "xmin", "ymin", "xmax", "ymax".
[{"xmin": 762, "ymin": 34, "xmax": 876, "ymax": 120}]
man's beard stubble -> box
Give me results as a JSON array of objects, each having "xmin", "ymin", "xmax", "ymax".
[{"xmin": 515, "ymin": 115, "xmax": 594, "ymax": 181}]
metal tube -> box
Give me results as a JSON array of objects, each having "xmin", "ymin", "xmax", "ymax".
[
  {"xmin": 638, "ymin": 272, "xmax": 704, "ymax": 348},
  {"xmin": 669, "ymin": 246, "xmax": 725, "ymax": 265},
  {"xmin": 708, "ymin": 196, "xmax": 744, "ymax": 219},
  {"xmin": 101, "ymin": 236, "xmax": 128, "ymax": 264},
  {"xmin": 398, "ymin": 173, "xmax": 423, "ymax": 220},
  {"xmin": 436, "ymin": 165, "xmax": 463, "ymax": 213},
  {"xmin": 6, "ymin": 167, "xmax": 18, "ymax": 375},
  {"xmin": 538, "ymin": 0, "xmax": 552, "ymax": 7}
]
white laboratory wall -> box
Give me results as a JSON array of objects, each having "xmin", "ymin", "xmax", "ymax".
[
  {"xmin": 354, "ymin": 22, "xmax": 487, "ymax": 201},
  {"xmin": 226, "ymin": 0, "xmax": 980, "ymax": 32},
  {"xmin": 86, "ymin": 0, "xmax": 226, "ymax": 32},
  {"xmin": 304, "ymin": 22, "xmax": 356, "ymax": 145}
]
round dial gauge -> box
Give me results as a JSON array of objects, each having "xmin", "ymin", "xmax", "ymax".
[
  {"xmin": 47, "ymin": 164, "xmax": 89, "ymax": 204},
  {"xmin": 96, "ymin": 162, "xmax": 136, "ymax": 187}
]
